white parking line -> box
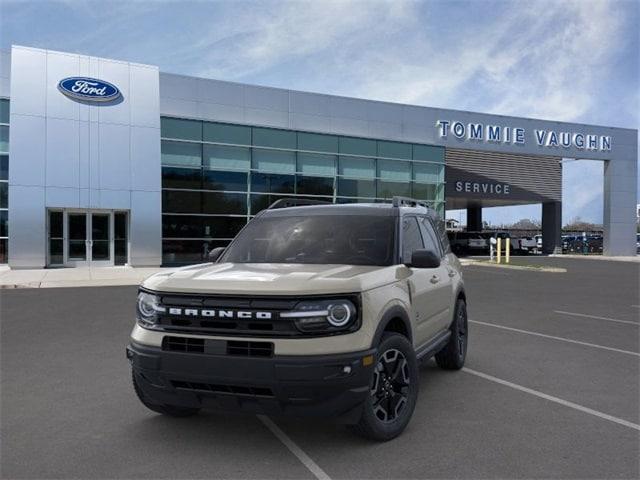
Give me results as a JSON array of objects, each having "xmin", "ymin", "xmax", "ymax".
[
  {"xmin": 469, "ymin": 319, "xmax": 640, "ymax": 357},
  {"xmin": 463, "ymin": 368, "xmax": 640, "ymax": 431},
  {"xmin": 554, "ymin": 310, "xmax": 639, "ymax": 326},
  {"xmin": 257, "ymin": 414, "xmax": 331, "ymax": 480}
]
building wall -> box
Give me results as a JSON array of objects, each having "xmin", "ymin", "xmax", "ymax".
[{"xmin": 8, "ymin": 46, "xmax": 162, "ymax": 267}]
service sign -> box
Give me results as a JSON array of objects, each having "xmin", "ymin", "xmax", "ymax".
[{"xmin": 58, "ymin": 77, "xmax": 121, "ymax": 102}]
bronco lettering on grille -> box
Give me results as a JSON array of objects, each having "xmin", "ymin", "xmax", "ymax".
[{"xmin": 167, "ymin": 308, "xmax": 272, "ymax": 320}]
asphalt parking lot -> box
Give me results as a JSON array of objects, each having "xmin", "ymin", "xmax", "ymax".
[{"xmin": 1, "ymin": 257, "xmax": 639, "ymax": 479}]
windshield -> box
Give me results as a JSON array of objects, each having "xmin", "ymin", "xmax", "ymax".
[{"xmin": 220, "ymin": 215, "xmax": 396, "ymax": 266}]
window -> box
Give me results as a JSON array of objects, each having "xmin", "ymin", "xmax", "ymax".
[
  {"xmin": 202, "ymin": 192, "xmax": 247, "ymax": 214},
  {"xmin": 162, "ymin": 190, "xmax": 202, "ymax": 214},
  {"xmin": 161, "ymin": 141, "xmax": 201, "ymax": 167},
  {"xmin": 252, "ymin": 127, "xmax": 296, "ymax": 149},
  {"xmin": 378, "ymin": 141, "xmax": 411, "ymax": 160},
  {"xmin": 162, "ymin": 167, "xmax": 201, "ymax": 189},
  {"xmin": 0, "ymin": 99, "xmax": 9, "ymax": 124},
  {"xmin": 203, "ymin": 122, "xmax": 250, "ymax": 145},
  {"xmin": 378, "ymin": 160, "xmax": 410, "ymax": 181},
  {"xmin": 413, "ymin": 163, "xmax": 443, "ymax": 183},
  {"xmin": 0, "ymin": 126, "xmax": 8, "ymax": 154},
  {"xmin": 202, "ymin": 170, "xmax": 247, "ymax": 191},
  {"xmin": 0, "ymin": 183, "xmax": 7, "ymax": 208},
  {"xmin": 419, "ymin": 217, "xmax": 442, "ymax": 257},
  {"xmin": 158, "ymin": 116, "xmax": 445, "ymax": 266},
  {"xmin": 412, "ymin": 183, "xmax": 438, "ymax": 200},
  {"xmin": 203, "ymin": 145, "xmax": 250, "ymax": 170},
  {"xmin": 221, "ymin": 215, "xmax": 396, "ymax": 266},
  {"xmin": 0, "ymin": 155, "xmax": 7, "ymax": 180},
  {"xmin": 297, "ymin": 153, "xmax": 336, "ymax": 176},
  {"xmin": 402, "ymin": 217, "xmax": 424, "ymax": 263},
  {"xmin": 163, "ymin": 215, "xmax": 203, "ymax": 238},
  {"xmin": 337, "ymin": 178, "xmax": 376, "ymax": 198},
  {"xmin": 377, "ymin": 180, "xmax": 410, "ymax": 199},
  {"xmin": 161, "ymin": 117, "xmax": 202, "ymax": 141},
  {"xmin": 339, "ymin": 137, "xmax": 376, "ymax": 157},
  {"xmin": 162, "ymin": 239, "xmax": 230, "ymax": 265},
  {"xmin": 250, "ymin": 173, "xmax": 295, "ymax": 194},
  {"xmin": 338, "ymin": 156, "xmax": 375, "ymax": 179},
  {"xmin": 0, "ymin": 210, "xmax": 7, "ymax": 237},
  {"xmin": 297, "ymin": 132, "xmax": 338, "ymax": 153},
  {"xmin": 114, "ymin": 212, "xmax": 128, "ymax": 266},
  {"xmin": 413, "ymin": 144, "xmax": 445, "ymax": 163},
  {"xmin": 252, "ymin": 149, "xmax": 296, "ymax": 174},
  {"xmin": 296, "ymin": 176, "xmax": 333, "ymax": 196}
]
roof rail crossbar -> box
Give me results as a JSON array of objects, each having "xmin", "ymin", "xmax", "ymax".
[
  {"xmin": 267, "ymin": 198, "xmax": 332, "ymax": 210},
  {"xmin": 391, "ymin": 196, "xmax": 429, "ymax": 209}
]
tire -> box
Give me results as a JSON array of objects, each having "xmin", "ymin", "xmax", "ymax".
[
  {"xmin": 132, "ymin": 370, "xmax": 200, "ymax": 417},
  {"xmin": 435, "ymin": 298, "xmax": 468, "ymax": 370},
  {"xmin": 350, "ymin": 333, "xmax": 419, "ymax": 441}
]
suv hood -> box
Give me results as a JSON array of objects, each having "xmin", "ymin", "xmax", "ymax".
[{"xmin": 142, "ymin": 262, "xmax": 399, "ymax": 295}]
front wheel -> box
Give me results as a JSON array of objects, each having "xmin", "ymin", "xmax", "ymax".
[
  {"xmin": 350, "ymin": 333, "xmax": 419, "ymax": 441},
  {"xmin": 435, "ymin": 298, "xmax": 468, "ymax": 370}
]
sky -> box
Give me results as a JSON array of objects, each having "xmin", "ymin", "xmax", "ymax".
[{"xmin": 1, "ymin": 0, "xmax": 638, "ymax": 226}]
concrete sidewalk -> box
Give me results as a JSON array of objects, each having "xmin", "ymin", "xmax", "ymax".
[{"xmin": 0, "ymin": 266, "xmax": 168, "ymax": 289}]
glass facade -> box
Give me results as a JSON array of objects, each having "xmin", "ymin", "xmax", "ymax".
[
  {"xmin": 160, "ymin": 117, "xmax": 445, "ymax": 265},
  {"xmin": 0, "ymin": 99, "xmax": 8, "ymax": 263}
]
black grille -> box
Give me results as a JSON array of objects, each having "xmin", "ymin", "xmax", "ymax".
[
  {"xmin": 227, "ymin": 341, "xmax": 274, "ymax": 357},
  {"xmin": 162, "ymin": 336, "xmax": 273, "ymax": 357},
  {"xmin": 171, "ymin": 380, "xmax": 274, "ymax": 397},
  {"xmin": 162, "ymin": 336, "xmax": 205, "ymax": 353}
]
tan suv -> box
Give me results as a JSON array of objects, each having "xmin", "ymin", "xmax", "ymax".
[{"xmin": 127, "ymin": 197, "xmax": 468, "ymax": 441}]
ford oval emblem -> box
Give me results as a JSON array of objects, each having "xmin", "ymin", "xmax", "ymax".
[{"xmin": 58, "ymin": 77, "xmax": 121, "ymax": 102}]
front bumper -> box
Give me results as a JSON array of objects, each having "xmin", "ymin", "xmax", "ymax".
[{"xmin": 127, "ymin": 341, "xmax": 376, "ymax": 423}]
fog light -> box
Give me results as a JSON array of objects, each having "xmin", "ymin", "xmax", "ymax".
[{"xmin": 362, "ymin": 355, "xmax": 374, "ymax": 366}]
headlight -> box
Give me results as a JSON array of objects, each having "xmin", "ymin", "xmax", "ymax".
[
  {"xmin": 136, "ymin": 291, "xmax": 165, "ymax": 327},
  {"xmin": 281, "ymin": 298, "xmax": 358, "ymax": 334}
]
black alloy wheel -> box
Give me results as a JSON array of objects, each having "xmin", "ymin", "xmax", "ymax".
[{"xmin": 371, "ymin": 348, "xmax": 411, "ymax": 423}]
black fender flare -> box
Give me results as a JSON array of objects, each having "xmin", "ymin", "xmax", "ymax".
[{"xmin": 370, "ymin": 305, "xmax": 413, "ymax": 348}]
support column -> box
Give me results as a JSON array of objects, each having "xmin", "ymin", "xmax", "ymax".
[
  {"xmin": 542, "ymin": 201, "xmax": 562, "ymax": 254},
  {"xmin": 603, "ymin": 157, "xmax": 637, "ymax": 256},
  {"xmin": 466, "ymin": 206, "xmax": 482, "ymax": 231}
]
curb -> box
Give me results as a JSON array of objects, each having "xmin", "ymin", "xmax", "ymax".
[{"xmin": 462, "ymin": 260, "xmax": 567, "ymax": 273}]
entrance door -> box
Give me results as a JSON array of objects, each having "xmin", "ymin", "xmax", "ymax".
[
  {"xmin": 66, "ymin": 212, "xmax": 89, "ymax": 266},
  {"xmin": 90, "ymin": 213, "xmax": 112, "ymax": 267},
  {"xmin": 48, "ymin": 210, "xmax": 129, "ymax": 267}
]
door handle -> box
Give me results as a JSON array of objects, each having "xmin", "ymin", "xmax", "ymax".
[
  {"xmin": 430, "ymin": 275, "xmax": 440, "ymax": 284},
  {"xmin": 448, "ymin": 270, "xmax": 457, "ymax": 278}
]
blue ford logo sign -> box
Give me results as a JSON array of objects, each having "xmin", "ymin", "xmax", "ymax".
[{"xmin": 58, "ymin": 77, "xmax": 121, "ymax": 102}]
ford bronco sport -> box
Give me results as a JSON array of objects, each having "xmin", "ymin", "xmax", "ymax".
[{"xmin": 127, "ymin": 197, "xmax": 468, "ymax": 441}]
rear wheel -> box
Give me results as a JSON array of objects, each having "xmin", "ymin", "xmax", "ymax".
[
  {"xmin": 350, "ymin": 333, "xmax": 419, "ymax": 441},
  {"xmin": 435, "ymin": 298, "xmax": 468, "ymax": 370},
  {"xmin": 132, "ymin": 371, "xmax": 200, "ymax": 417}
]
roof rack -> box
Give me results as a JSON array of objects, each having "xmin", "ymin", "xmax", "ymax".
[
  {"xmin": 267, "ymin": 198, "xmax": 332, "ymax": 210},
  {"xmin": 391, "ymin": 196, "xmax": 429, "ymax": 209}
]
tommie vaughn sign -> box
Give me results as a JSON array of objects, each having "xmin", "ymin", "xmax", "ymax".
[
  {"xmin": 58, "ymin": 77, "xmax": 121, "ymax": 102},
  {"xmin": 436, "ymin": 120, "xmax": 612, "ymax": 152}
]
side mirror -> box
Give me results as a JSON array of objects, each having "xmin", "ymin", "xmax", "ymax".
[
  {"xmin": 407, "ymin": 249, "xmax": 440, "ymax": 268},
  {"xmin": 208, "ymin": 246, "xmax": 226, "ymax": 262}
]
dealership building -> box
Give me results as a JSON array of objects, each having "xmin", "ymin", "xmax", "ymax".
[{"xmin": 0, "ymin": 45, "xmax": 637, "ymax": 268}]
